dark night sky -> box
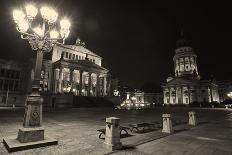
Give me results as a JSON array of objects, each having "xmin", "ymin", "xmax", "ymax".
[{"xmin": 0, "ymin": 0, "xmax": 231, "ymax": 88}]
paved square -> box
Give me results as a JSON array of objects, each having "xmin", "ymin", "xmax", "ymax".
[{"xmin": 0, "ymin": 108, "xmax": 232, "ymax": 155}]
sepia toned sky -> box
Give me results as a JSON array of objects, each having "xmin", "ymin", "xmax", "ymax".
[{"xmin": 0, "ymin": 0, "xmax": 231, "ymax": 88}]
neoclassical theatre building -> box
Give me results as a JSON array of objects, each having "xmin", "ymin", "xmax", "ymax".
[
  {"xmin": 41, "ymin": 39, "xmax": 109, "ymax": 97},
  {"xmin": 162, "ymin": 37, "xmax": 220, "ymax": 105}
]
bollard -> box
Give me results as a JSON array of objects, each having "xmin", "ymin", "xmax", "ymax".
[
  {"xmin": 162, "ymin": 114, "xmax": 173, "ymax": 133},
  {"xmin": 104, "ymin": 117, "xmax": 122, "ymax": 151},
  {"xmin": 188, "ymin": 111, "xmax": 197, "ymax": 126}
]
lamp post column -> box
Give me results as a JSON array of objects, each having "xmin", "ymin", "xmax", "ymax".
[{"xmin": 23, "ymin": 50, "xmax": 43, "ymax": 128}]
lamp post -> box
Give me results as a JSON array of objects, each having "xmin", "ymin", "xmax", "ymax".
[{"xmin": 3, "ymin": 4, "xmax": 71, "ymax": 152}]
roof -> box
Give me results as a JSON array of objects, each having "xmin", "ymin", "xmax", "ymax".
[
  {"xmin": 162, "ymin": 77, "xmax": 199, "ymax": 87},
  {"xmin": 57, "ymin": 44, "xmax": 102, "ymax": 59},
  {"xmin": 54, "ymin": 59, "xmax": 108, "ymax": 73}
]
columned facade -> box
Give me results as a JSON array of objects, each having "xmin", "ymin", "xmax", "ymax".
[
  {"xmin": 162, "ymin": 36, "xmax": 220, "ymax": 105},
  {"xmin": 40, "ymin": 39, "xmax": 109, "ymax": 97}
]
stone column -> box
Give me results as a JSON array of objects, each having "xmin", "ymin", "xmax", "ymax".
[
  {"xmin": 58, "ymin": 67, "xmax": 63, "ymax": 93},
  {"xmin": 2, "ymin": 79, "xmax": 5, "ymax": 91},
  {"xmin": 183, "ymin": 57, "xmax": 186, "ymax": 71},
  {"xmin": 104, "ymin": 117, "xmax": 122, "ymax": 151},
  {"xmin": 69, "ymin": 68, "xmax": 74, "ymax": 92},
  {"xmin": 79, "ymin": 70, "xmax": 83, "ymax": 96},
  {"xmin": 181, "ymin": 86, "xmax": 184, "ymax": 104},
  {"xmin": 175, "ymin": 87, "xmax": 178, "ymax": 104},
  {"xmin": 96, "ymin": 74, "xmax": 100, "ymax": 96},
  {"xmin": 162, "ymin": 114, "xmax": 173, "ymax": 133},
  {"xmin": 188, "ymin": 87, "xmax": 191, "ymax": 104},
  {"xmin": 88, "ymin": 72, "xmax": 92, "ymax": 96},
  {"xmin": 194, "ymin": 86, "xmax": 198, "ymax": 103},
  {"xmin": 194, "ymin": 57, "xmax": 198, "ymax": 73},
  {"xmin": 188, "ymin": 111, "xmax": 197, "ymax": 126},
  {"xmin": 189, "ymin": 57, "xmax": 192, "ymax": 71},
  {"xmin": 169, "ymin": 87, "xmax": 171, "ymax": 104},
  {"xmin": 103, "ymin": 75, "xmax": 107, "ymax": 96}
]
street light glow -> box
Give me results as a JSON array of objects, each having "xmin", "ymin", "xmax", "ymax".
[
  {"xmin": 33, "ymin": 26, "xmax": 44, "ymax": 37},
  {"xmin": 13, "ymin": 9, "xmax": 25, "ymax": 23},
  {"xmin": 17, "ymin": 20, "xmax": 29, "ymax": 33},
  {"xmin": 60, "ymin": 18, "xmax": 71, "ymax": 29},
  {"xmin": 50, "ymin": 29, "xmax": 59, "ymax": 39},
  {"xmin": 25, "ymin": 4, "xmax": 38, "ymax": 19},
  {"xmin": 13, "ymin": 4, "xmax": 71, "ymax": 43},
  {"xmin": 40, "ymin": 6, "xmax": 58, "ymax": 23}
]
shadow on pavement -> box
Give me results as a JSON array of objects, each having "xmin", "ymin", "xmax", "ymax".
[
  {"xmin": 174, "ymin": 128, "xmax": 189, "ymax": 133},
  {"xmin": 133, "ymin": 128, "xmax": 159, "ymax": 134},
  {"xmin": 120, "ymin": 134, "xmax": 134, "ymax": 139}
]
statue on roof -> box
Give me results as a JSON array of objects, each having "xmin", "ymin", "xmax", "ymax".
[{"xmin": 75, "ymin": 37, "xmax": 86, "ymax": 47}]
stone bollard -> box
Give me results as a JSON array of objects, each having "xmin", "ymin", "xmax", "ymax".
[
  {"xmin": 162, "ymin": 114, "xmax": 173, "ymax": 133},
  {"xmin": 104, "ymin": 117, "xmax": 122, "ymax": 151},
  {"xmin": 188, "ymin": 111, "xmax": 197, "ymax": 126}
]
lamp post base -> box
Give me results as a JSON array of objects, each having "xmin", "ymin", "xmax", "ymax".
[
  {"xmin": 3, "ymin": 135, "xmax": 58, "ymax": 153},
  {"xmin": 17, "ymin": 127, "xmax": 44, "ymax": 143}
]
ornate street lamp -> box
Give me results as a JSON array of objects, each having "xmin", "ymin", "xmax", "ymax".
[{"xmin": 3, "ymin": 4, "xmax": 71, "ymax": 152}]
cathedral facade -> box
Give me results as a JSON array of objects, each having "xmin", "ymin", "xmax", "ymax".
[{"xmin": 162, "ymin": 38, "xmax": 220, "ymax": 105}]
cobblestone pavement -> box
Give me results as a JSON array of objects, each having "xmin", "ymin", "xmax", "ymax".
[{"xmin": 0, "ymin": 108, "xmax": 231, "ymax": 155}]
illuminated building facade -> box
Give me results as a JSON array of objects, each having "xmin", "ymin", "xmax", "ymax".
[
  {"xmin": 162, "ymin": 37, "xmax": 220, "ymax": 105},
  {"xmin": 120, "ymin": 91, "xmax": 162, "ymax": 109},
  {"xmin": 41, "ymin": 39, "xmax": 109, "ymax": 97}
]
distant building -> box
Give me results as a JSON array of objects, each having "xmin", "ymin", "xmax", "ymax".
[
  {"xmin": 120, "ymin": 91, "xmax": 163, "ymax": 109},
  {"xmin": 217, "ymin": 80, "xmax": 232, "ymax": 102},
  {"xmin": 0, "ymin": 59, "xmax": 30, "ymax": 106},
  {"xmin": 162, "ymin": 37, "xmax": 220, "ymax": 105}
]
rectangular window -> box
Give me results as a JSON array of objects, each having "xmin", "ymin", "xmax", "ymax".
[
  {"xmin": 186, "ymin": 98, "xmax": 188, "ymax": 104},
  {"xmin": 4, "ymin": 80, "xmax": 9, "ymax": 90},
  {"xmin": 2, "ymin": 96, "xmax": 6, "ymax": 103},
  {"xmin": 65, "ymin": 52, "xmax": 68, "ymax": 58},
  {"xmin": 69, "ymin": 53, "xmax": 72, "ymax": 59},
  {"xmin": 72, "ymin": 54, "xmax": 75, "ymax": 60},
  {"xmin": 173, "ymin": 98, "xmax": 175, "ymax": 104},
  {"xmin": 6, "ymin": 70, "xmax": 11, "ymax": 78},
  {"xmin": 9, "ymin": 80, "xmax": 14, "ymax": 91},
  {"xmin": 93, "ymin": 59, "xmax": 95, "ymax": 63},
  {"xmin": 14, "ymin": 81, "xmax": 19, "ymax": 91},
  {"xmin": 0, "ymin": 79, "xmax": 3, "ymax": 90},
  {"xmin": 0, "ymin": 69, "xmax": 5, "ymax": 77},
  {"xmin": 15, "ymin": 71, "xmax": 20, "ymax": 79},
  {"xmin": 61, "ymin": 51, "xmax": 65, "ymax": 58},
  {"xmin": 12, "ymin": 97, "xmax": 16, "ymax": 102}
]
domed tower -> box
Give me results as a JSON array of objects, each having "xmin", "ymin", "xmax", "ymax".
[{"xmin": 173, "ymin": 36, "xmax": 199, "ymax": 79}]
